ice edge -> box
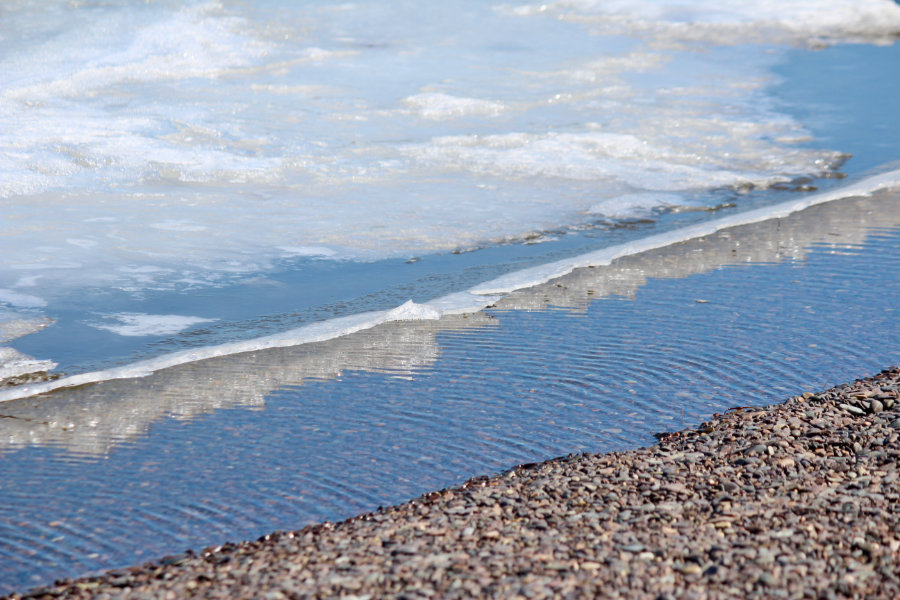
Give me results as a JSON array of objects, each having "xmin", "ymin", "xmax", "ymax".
[
  {"xmin": 1, "ymin": 169, "xmax": 898, "ymax": 403},
  {"xmin": 469, "ymin": 169, "xmax": 900, "ymax": 295}
]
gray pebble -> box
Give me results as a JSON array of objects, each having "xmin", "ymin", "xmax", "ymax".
[{"xmin": 15, "ymin": 366, "xmax": 900, "ymax": 600}]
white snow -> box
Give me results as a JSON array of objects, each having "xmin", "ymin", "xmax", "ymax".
[{"xmin": 90, "ymin": 313, "xmax": 217, "ymax": 337}]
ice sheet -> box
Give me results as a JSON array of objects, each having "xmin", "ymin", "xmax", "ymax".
[
  {"xmin": 2, "ymin": 0, "xmax": 899, "ymax": 386},
  {"xmin": 504, "ymin": 0, "xmax": 900, "ymax": 45},
  {"xmin": 471, "ymin": 169, "xmax": 900, "ymax": 294},
  {"xmin": 2, "ymin": 172, "xmax": 897, "ymax": 402},
  {"xmin": 89, "ymin": 313, "xmax": 218, "ymax": 337},
  {"xmin": 2, "ymin": 0, "xmax": 885, "ymax": 294}
]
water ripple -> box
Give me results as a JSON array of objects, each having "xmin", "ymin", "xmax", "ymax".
[{"xmin": 1, "ymin": 193, "xmax": 900, "ymax": 592}]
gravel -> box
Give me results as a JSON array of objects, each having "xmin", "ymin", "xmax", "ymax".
[{"xmin": 7, "ymin": 367, "xmax": 900, "ymax": 599}]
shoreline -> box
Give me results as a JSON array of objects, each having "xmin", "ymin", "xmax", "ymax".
[
  {"xmin": 2, "ymin": 188, "xmax": 898, "ymax": 456},
  {"xmin": 4, "ymin": 171, "xmax": 899, "ymax": 404},
  {"xmin": 8, "ymin": 367, "xmax": 899, "ymax": 599}
]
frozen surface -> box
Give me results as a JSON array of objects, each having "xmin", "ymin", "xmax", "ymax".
[
  {"xmin": 1, "ymin": 2, "xmax": 900, "ymax": 591},
  {"xmin": 2, "ymin": 171, "xmax": 897, "ymax": 401},
  {"xmin": 471, "ymin": 170, "xmax": 900, "ymax": 294},
  {"xmin": 88, "ymin": 313, "xmax": 218, "ymax": 337},
  {"xmin": 0, "ymin": 298, "xmax": 492, "ymax": 401},
  {"xmin": 1, "ymin": 0, "xmax": 899, "ymax": 382},
  {"xmin": 503, "ymin": 0, "xmax": 900, "ymax": 44}
]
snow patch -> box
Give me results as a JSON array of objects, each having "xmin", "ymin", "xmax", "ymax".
[
  {"xmin": 90, "ymin": 313, "xmax": 217, "ymax": 337},
  {"xmin": 0, "ymin": 289, "xmax": 48, "ymax": 308}
]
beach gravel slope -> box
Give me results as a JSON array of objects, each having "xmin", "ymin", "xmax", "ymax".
[{"xmin": 8, "ymin": 368, "xmax": 900, "ymax": 599}]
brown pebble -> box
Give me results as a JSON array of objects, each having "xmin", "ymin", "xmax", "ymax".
[{"xmin": 6, "ymin": 367, "xmax": 900, "ymax": 600}]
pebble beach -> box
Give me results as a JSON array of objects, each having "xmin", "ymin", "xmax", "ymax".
[
  {"xmin": 7, "ymin": 366, "xmax": 900, "ymax": 599},
  {"xmin": 2, "ymin": 2, "xmax": 899, "ymax": 598}
]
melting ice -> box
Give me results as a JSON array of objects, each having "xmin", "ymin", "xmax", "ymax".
[{"xmin": 2, "ymin": 0, "xmax": 900, "ymax": 382}]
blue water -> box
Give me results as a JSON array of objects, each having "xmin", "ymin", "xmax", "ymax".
[
  {"xmin": 1, "ymin": 1, "xmax": 900, "ymax": 594},
  {"xmin": 1, "ymin": 192, "xmax": 899, "ymax": 593},
  {"xmin": 4, "ymin": 1, "xmax": 899, "ymax": 382},
  {"xmin": 773, "ymin": 43, "xmax": 900, "ymax": 174}
]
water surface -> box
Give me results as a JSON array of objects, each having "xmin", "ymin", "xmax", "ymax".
[
  {"xmin": 1, "ymin": 1, "xmax": 900, "ymax": 594},
  {"xmin": 1, "ymin": 190, "xmax": 898, "ymax": 593}
]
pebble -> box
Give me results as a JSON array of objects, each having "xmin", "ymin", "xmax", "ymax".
[
  {"xmin": 840, "ymin": 403, "xmax": 865, "ymax": 415},
  {"xmin": 7, "ymin": 367, "xmax": 900, "ymax": 600}
]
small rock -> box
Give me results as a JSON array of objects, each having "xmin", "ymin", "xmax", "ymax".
[
  {"xmin": 391, "ymin": 544, "xmax": 420, "ymax": 555},
  {"xmin": 678, "ymin": 564, "xmax": 703, "ymax": 575},
  {"xmin": 14, "ymin": 367, "xmax": 900, "ymax": 600}
]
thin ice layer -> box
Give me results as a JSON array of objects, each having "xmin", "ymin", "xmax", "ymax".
[
  {"xmin": 0, "ymin": 316, "xmax": 57, "ymax": 386},
  {"xmin": 471, "ymin": 169, "xmax": 900, "ymax": 295},
  {"xmin": 89, "ymin": 313, "xmax": 218, "ymax": 337},
  {"xmin": 505, "ymin": 0, "xmax": 900, "ymax": 45},
  {"xmin": 2, "ymin": 171, "xmax": 897, "ymax": 403},
  {"xmin": 2, "ymin": 0, "xmax": 899, "ymax": 381},
  {"xmin": 0, "ymin": 348, "xmax": 57, "ymax": 386},
  {"xmin": 0, "ymin": 299, "xmax": 491, "ymax": 402},
  {"xmin": 0, "ymin": 0, "xmax": 878, "ymax": 298}
]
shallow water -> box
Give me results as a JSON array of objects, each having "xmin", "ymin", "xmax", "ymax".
[
  {"xmin": 2, "ymin": 1, "xmax": 900, "ymax": 594},
  {"xmin": 1, "ymin": 190, "xmax": 899, "ymax": 593}
]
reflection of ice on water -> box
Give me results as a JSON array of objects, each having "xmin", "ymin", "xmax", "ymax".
[
  {"xmin": 497, "ymin": 190, "xmax": 900, "ymax": 311},
  {"xmin": 0, "ymin": 313, "xmax": 495, "ymax": 455},
  {"xmin": 2, "ymin": 188, "xmax": 898, "ymax": 456}
]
